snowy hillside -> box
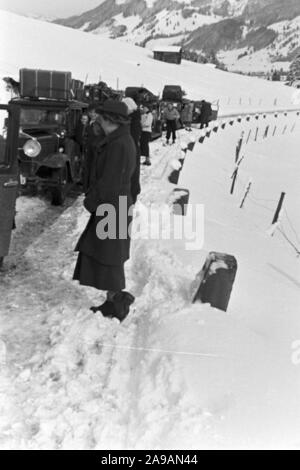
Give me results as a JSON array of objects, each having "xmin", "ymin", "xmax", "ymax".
[
  {"xmin": 53, "ymin": 0, "xmax": 300, "ymax": 73},
  {"xmin": 0, "ymin": 9, "xmax": 299, "ymax": 114},
  {"xmin": 0, "ymin": 9, "xmax": 300, "ymax": 450}
]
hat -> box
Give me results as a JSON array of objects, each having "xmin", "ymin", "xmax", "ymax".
[
  {"xmin": 96, "ymin": 100, "xmax": 129, "ymax": 119},
  {"xmin": 122, "ymin": 97, "xmax": 138, "ymax": 114}
]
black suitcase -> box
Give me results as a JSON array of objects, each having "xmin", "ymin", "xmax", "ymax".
[
  {"xmin": 192, "ymin": 252, "xmax": 237, "ymax": 312},
  {"xmin": 20, "ymin": 68, "xmax": 72, "ymax": 100},
  {"xmin": 162, "ymin": 85, "xmax": 183, "ymax": 102}
]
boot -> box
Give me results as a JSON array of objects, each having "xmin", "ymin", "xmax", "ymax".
[
  {"xmin": 143, "ymin": 157, "xmax": 151, "ymax": 166},
  {"xmin": 111, "ymin": 291, "xmax": 135, "ymax": 322},
  {"xmin": 90, "ymin": 300, "xmax": 115, "ymax": 317}
]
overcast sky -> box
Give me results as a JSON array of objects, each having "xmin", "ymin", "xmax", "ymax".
[{"xmin": 0, "ymin": 0, "xmax": 106, "ymax": 18}]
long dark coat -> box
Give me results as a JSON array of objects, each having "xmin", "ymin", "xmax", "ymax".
[
  {"xmin": 75, "ymin": 125, "xmax": 136, "ymax": 270},
  {"xmin": 129, "ymin": 109, "xmax": 142, "ymax": 203}
]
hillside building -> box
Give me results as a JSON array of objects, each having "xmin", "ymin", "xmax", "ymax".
[{"xmin": 152, "ymin": 46, "xmax": 182, "ymax": 65}]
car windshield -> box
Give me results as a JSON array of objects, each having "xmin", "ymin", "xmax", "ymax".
[{"xmin": 20, "ymin": 108, "xmax": 66, "ymax": 128}]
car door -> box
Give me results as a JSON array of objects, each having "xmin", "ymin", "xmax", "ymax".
[{"xmin": 0, "ymin": 103, "xmax": 20, "ymax": 263}]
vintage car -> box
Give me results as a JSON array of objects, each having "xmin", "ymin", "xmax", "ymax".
[
  {"xmin": 0, "ymin": 103, "xmax": 20, "ymax": 267},
  {"xmin": 16, "ymin": 97, "xmax": 87, "ymax": 205}
]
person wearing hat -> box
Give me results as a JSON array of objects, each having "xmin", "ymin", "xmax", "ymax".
[
  {"xmin": 81, "ymin": 104, "xmax": 106, "ymax": 193},
  {"xmin": 122, "ymin": 96, "xmax": 142, "ymax": 204},
  {"xmin": 73, "ymin": 100, "xmax": 136, "ymax": 321}
]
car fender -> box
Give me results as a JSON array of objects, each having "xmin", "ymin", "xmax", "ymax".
[{"xmin": 38, "ymin": 153, "xmax": 70, "ymax": 169}]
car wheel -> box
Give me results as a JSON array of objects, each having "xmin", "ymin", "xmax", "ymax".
[{"xmin": 51, "ymin": 166, "xmax": 68, "ymax": 206}]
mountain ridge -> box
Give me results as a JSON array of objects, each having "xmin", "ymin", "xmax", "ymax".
[{"xmin": 53, "ymin": 0, "xmax": 300, "ymax": 72}]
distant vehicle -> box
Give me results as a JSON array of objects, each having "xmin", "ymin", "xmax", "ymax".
[
  {"xmin": 191, "ymin": 100, "xmax": 219, "ymax": 125},
  {"xmin": 0, "ymin": 103, "xmax": 20, "ymax": 267}
]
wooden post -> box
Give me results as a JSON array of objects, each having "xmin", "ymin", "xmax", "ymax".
[
  {"xmin": 240, "ymin": 179, "xmax": 252, "ymax": 208},
  {"xmin": 239, "ymin": 97, "xmax": 242, "ymax": 105},
  {"xmin": 272, "ymin": 125, "xmax": 277, "ymax": 136},
  {"xmin": 84, "ymin": 73, "xmax": 89, "ymax": 85},
  {"xmin": 230, "ymin": 170, "xmax": 238, "ymax": 195},
  {"xmin": 254, "ymin": 127, "xmax": 259, "ymax": 141},
  {"xmin": 274, "ymin": 98, "xmax": 277, "ymax": 106},
  {"xmin": 263, "ymin": 125, "xmax": 269, "ymax": 139},
  {"xmin": 246, "ymin": 129, "xmax": 251, "ymax": 144},
  {"xmin": 282, "ymin": 125, "xmax": 287, "ymax": 135},
  {"xmin": 291, "ymin": 123, "xmax": 296, "ymax": 133},
  {"xmin": 116, "ymin": 77, "xmax": 119, "ymax": 90},
  {"xmin": 230, "ymin": 156, "xmax": 244, "ymax": 195},
  {"xmin": 272, "ymin": 192, "xmax": 286, "ymax": 225},
  {"xmin": 235, "ymin": 132, "xmax": 244, "ymax": 162}
]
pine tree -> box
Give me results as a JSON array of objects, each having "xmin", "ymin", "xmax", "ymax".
[{"xmin": 289, "ymin": 54, "xmax": 300, "ymax": 81}]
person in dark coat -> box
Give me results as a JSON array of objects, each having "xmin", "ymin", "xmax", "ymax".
[
  {"xmin": 83, "ymin": 104, "xmax": 105, "ymax": 193},
  {"xmin": 73, "ymin": 100, "xmax": 136, "ymax": 321},
  {"xmin": 75, "ymin": 114, "xmax": 89, "ymax": 153},
  {"xmin": 199, "ymin": 100, "xmax": 212, "ymax": 129},
  {"xmin": 122, "ymin": 96, "xmax": 142, "ymax": 204}
]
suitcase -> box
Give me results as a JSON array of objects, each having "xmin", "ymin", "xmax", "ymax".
[
  {"xmin": 71, "ymin": 79, "xmax": 84, "ymax": 100},
  {"xmin": 192, "ymin": 252, "xmax": 237, "ymax": 312},
  {"xmin": 162, "ymin": 85, "xmax": 183, "ymax": 102},
  {"xmin": 20, "ymin": 68, "xmax": 72, "ymax": 100}
]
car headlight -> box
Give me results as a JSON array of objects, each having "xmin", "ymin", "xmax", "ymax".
[{"xmin": 23, "ymin": 139, "xmax": 41, "ymax": 158}]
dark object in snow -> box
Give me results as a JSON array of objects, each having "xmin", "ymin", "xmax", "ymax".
[
  {"xmin": 20, "ymin": 68, "xmax": 72, "ymax": 100},
  {"xmin": 192, "ymin": 252, "xmax": 237, "ymax": 312},
  {"xmin": 168, "ymin": 168, "xmax": 180, "ymax": 184},
  {"xmin": 187, "ymin": 141, "xmax": 195, "ymax": 152},
  {"xmin": 172, "ymin": 188, "xmax": 190, "ymax": 216},
  {"xmin": 91, "ymin": 291, "xmax": 135, "ymax": 321}
]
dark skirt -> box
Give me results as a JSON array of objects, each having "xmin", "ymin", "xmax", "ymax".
[{"xmin": 73, "ymin": 252, "xmax": 125, "ymax": 292}]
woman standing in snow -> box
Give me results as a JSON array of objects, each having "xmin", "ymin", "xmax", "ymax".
[
  {"xmin": 73, "ymin": 100, "xmax": 136, "ymax": 322},
  {"xmin": 141, "ymin": 106, "xmax": 153, "ymax": 166}
]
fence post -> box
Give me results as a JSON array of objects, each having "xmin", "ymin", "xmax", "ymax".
[
  {"xmin": 230, "ymin": 156, "xmax": 244, "ymax": 195},
  {"xmin": 272, "ymin": 192, "xmax": 286, "ymax": 225},
  {"xmin": 272, "ymin": 126, "xmax": 277, "ymax": 136},
  {"xmin": 282, "ymin": 125, "xmax": 287, "ymax": 135},
  {"xmin": 246, "ymin": 129, "xmax": 251, "ymax": 143},
  {"xmin": 235, "ymin": 132, "xmax": 244, "ymax": 162},
  {"xmin": 254, "ymin": 127, "xmax": 259, "ymax": 141},
  {"xmin": 263, "ymin": 125, "xmax": 269, "ymax": 139},
  {"xmin": 240, "ymin": 179, "xmax": 252, "ymax": 208}
]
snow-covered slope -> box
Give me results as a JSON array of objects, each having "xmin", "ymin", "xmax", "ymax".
[
  {"xmin": 53, "ymin": 0, "xmax": 300, "ymax": 73},
  {"xmin": 0, "ymin": 9, "xmax": 299, "ymax": 114}
]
